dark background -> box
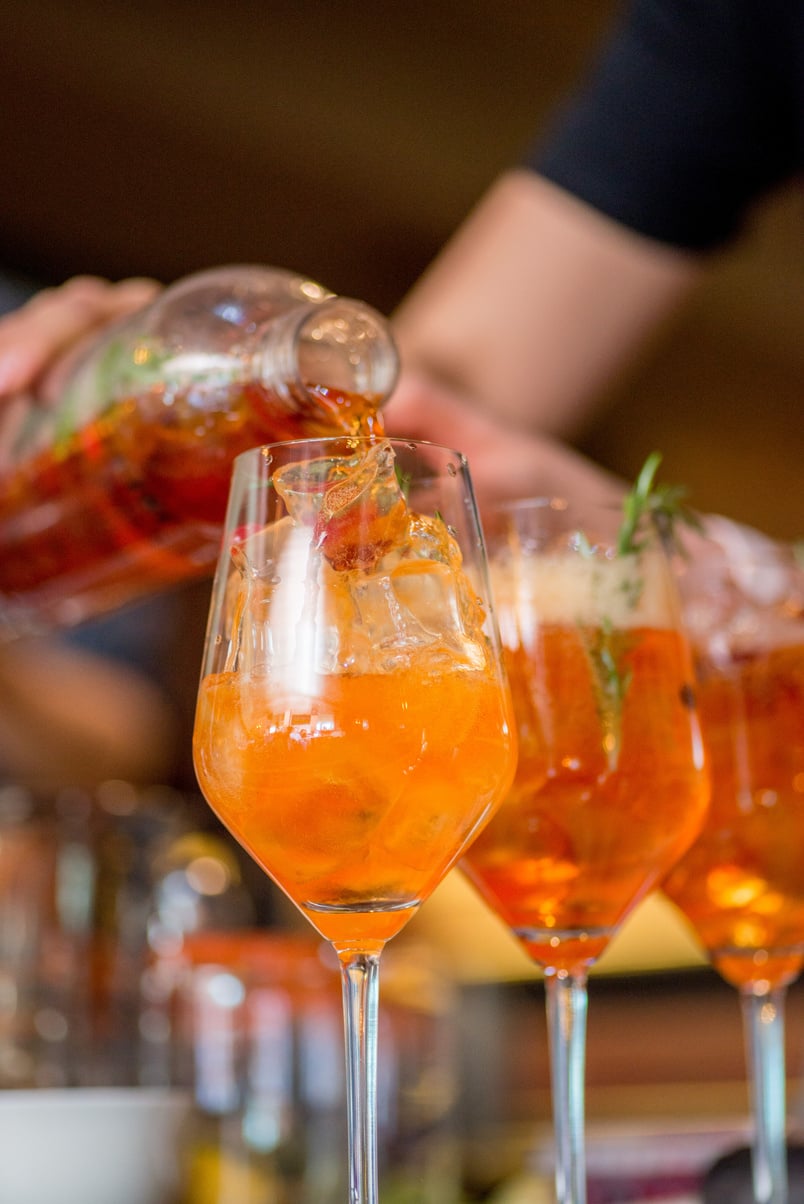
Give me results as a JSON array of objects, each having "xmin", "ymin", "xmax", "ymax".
[{"xmin": 1, "ymin": 0, "xmax": 801, "ymax": 537}]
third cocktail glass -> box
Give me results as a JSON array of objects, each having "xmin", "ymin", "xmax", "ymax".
[{"xmin": 664, "ymin": 525, "xmax": 804, "ymax": 1204}]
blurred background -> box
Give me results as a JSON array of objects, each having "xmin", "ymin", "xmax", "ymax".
[
  {"xmin": 0, "ymin": 0, "xmax": 801, "ymax": 540},
  {"xmin": 1, "ymin": 3, "xmax": 803, "ymax": 1196}
]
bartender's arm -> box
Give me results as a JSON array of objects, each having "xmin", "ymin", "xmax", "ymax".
[
  {"xmin": 389, "ymin": 169, "xmax": 699, "ymax": 442},
  {"xmin": 383, "ymin": 168, "xmax": 698, "ymax": 505}
]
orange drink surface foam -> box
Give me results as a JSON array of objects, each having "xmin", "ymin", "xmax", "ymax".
[{"xmin": 194, "ymin": 658, "xmax": 516, "ymax": 947}]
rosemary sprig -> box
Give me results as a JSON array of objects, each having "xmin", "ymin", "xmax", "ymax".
[
  {"xmin": 583, "ymin": 451, "xmax": 697, "ymax": 768},
  {"xmin": 580, "ymin": 619, "xmax": 633, "ymax": 767},
  {"xmin": 394, "ymin": 464, "xmax": 412, "ymax": 500},
  {"xmin": 617, "ymin": 450, "xmax": 701, "ymax": 556}
]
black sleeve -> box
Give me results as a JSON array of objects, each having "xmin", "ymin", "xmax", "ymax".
[{"xmin": 529, "ymin": 0, "xmax": 800, "ymax": 251}]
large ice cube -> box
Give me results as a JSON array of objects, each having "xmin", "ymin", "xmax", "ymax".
[
  {"xmin": 681, "ymin": 516, "xmax": 803, "ymax": 661},
  {"xmin": 224, "ymin": 517, "xmax": 321, "ymax": 678},
  {"xmin": 273, "ymin": 440, "xmax": 408, "ymax": 571},
  {"xmin": 224, "ymin": 443, "xmax": 490, "ymax": 678}
]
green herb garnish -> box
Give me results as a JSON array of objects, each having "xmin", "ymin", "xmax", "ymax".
[
  {"xmin": 617, "ymin": 451, "xmax": 700, "ymax": 556},
  {"xmin": 581, "ymin": 451, "xmax": 697, "ymax": 768},
  {"xmin": 580, "ymin": 618, "xmax": 634, "ymax": 769},
  {"xmin": 394, "ymin": 464, "xmax": 412, "ymax": 500}
]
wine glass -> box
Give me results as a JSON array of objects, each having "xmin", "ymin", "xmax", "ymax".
[
  {"xmin": 192, "ymin": 436, "xmax": 517, "ymax": 1204},
  {"xmin": 663, "ymin": 522, "xmax": 804, "ymax": 1204},
  {"xmin": 460, "ymin": 495, "xmax": 710, "ymax": 1204}
]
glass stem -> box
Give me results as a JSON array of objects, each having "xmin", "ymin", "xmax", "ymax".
[
  {"xmin": 339, "ymin": 950, "xmax": 382, "ymax": 1204},
  {"xmin": 741, "ymin": 984, "xmax": 788, "ymax": 1204},
  {"xmin": 545, "ymin": 970, "xmax": 588, "ymax": 1204}
]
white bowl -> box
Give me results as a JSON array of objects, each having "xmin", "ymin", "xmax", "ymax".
[{"xmin": 0, "ymin": 1087, "xmax": 190, "ymax": 1204}]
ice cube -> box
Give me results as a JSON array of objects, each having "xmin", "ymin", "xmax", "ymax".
[
  {"xmin": 224, "ymin": 444, "xmax": 490, "ymax": 677},
  {"xmin": 702, "ymin": 514, "xmax": 794, "ymax": 606},
  {"xmin": 224, "ymin": 518, "xmax": 320, "ymax": 677},
  {"xmin": 400, "ymin": 511, "xmax": 463, "ymax": 570},
  {"xmin": 682, "ymin": 516, "xmax": 804, "ymax": 660},
  {"xmin": 273, "ymin": 439, "xmax": 409, "ymax": 571}
]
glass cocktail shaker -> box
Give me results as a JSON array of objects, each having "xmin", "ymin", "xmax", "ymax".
[{"xmin": 0, "ymin": 265, "xmax": 398, "ymax": 638}]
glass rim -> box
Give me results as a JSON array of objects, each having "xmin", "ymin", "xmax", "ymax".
[
  {"xmin": 488, "ymin": 492, "xmax": 626, "ymax": 516},
  {"xmin": 231, "ymin": 435, "xmax": 470, "ymax": 468}
]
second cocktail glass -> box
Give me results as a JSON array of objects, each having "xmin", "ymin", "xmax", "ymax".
[
  {"xmin": 461, "ymin": 495, "xmax": 710, "ymax": 1204},
  {"xmin": 192, "ymin": 437, "xmax": 517, "ymax": 1204}
]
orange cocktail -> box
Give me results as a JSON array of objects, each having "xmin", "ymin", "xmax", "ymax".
[
  {"xmin": 664, "ymin": 641, "xmax": 804, "ymax": 990},
  {"xmin": 192, "ymin": 437, "xmax": 516, "ymax": 1204},
  {"xmin": 661, "ymin": 528, "xmax": 804, "ymax": 1204},
  {"xmin": 464, "ymin": 621, "xmax": 708, "ymax": 971},
  {"xmin": 194, "ymin": 657, "xmax": 513, "ymax": 946}
]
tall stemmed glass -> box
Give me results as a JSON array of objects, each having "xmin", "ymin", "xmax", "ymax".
[
  {"xmin": 663, "ymin": 523, "xmax": 804, "ymax": 1204},
  {"xmin": 460, "ymin": 496, "xmax": 710, "ymax": 1204},
  {"xmin": 192, "ymin": 436, "xmax": 517, "ymax": 1204}
]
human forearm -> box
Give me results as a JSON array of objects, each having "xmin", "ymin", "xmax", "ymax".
[
  {"xmin": 393, "ymin": 170, "xmax": 701, "ymax": 439},
  {"xmin": 383, "ymin": 371, "xmax": 624, "ymax": 515}
]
